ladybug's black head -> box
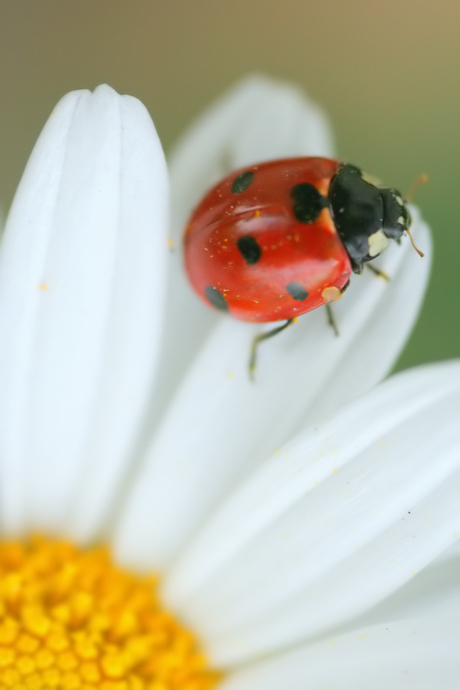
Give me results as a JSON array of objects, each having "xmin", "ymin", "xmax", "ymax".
[
  {"xmin": 328, "ymin": 164, "xmax": 412, "ymax": 274},
  {"xmin": 380, "ymin": 187, "xmax": 411, "ymax": 239}
]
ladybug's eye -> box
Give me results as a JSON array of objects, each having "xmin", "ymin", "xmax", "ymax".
[{"xmin": 381, "ymin": 188, "xmax": 411, "ymax": 240}]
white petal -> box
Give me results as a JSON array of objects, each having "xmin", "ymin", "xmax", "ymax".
[
  {"xmin": 161, "ymin": 361, "xmax": 460, "ymax": 664},
  {"xmin": 221, "ymin": 617, "xmax": 460, "ymax": 689},
  {"xmin": 0, "ymin": 85, "xmax": 169, "ymax": 538},
  {"xmin": 308, "ymin": 207, "xmax": 430, "ymax": 424},
  {"xmin": 115, "ymin": 211, "xmax": 430, "ymax": 570},
  {"xmin": 355, "ymin": 543, "xmax": 460, "ymax": 626},
  {"xmin": 151, "ymin": 75, "xmax": 334, "ymax": 425}
]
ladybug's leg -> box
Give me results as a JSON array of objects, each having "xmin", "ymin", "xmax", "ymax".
[
  {"xmin": 366, "ymin": 264, "xmax": 389, "ymax": 281},
  {"xmin": 325, "ymin": 303, "xmax": 339, "ymax": 337},
  {"xmin": 249, "ymin": 319, "xmax": 294, "ymax": 380}
]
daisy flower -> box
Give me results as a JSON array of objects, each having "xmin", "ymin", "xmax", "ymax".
[{"xmin": 0, "ymin": 77, "xmax": 458, "ymax": 690}]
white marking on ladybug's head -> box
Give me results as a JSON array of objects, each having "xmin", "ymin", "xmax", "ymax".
[{"xmin": 368, "ymin": 228, "xmax": 390, "ymax": 257}]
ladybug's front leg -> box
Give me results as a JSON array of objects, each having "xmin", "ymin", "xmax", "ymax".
[
  {"xmin": 249, "ymin": 319, "xmax": 294, "ymax": 381},
  {"xmin": 366, "ymin": 264, "xmax": 389, "ymax": 281}
]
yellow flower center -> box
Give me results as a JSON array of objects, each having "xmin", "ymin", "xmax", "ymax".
[{"xmin": 0, "ymin": 536, "xmax": 220, "ymax": 690}]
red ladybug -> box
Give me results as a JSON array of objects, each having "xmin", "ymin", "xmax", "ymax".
[{"xmin": 184, "ymin": 157, "xmax": 418, "ymax": 373}]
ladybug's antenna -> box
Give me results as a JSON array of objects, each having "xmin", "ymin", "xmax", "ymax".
[
  {"xmin": 403, "ymin": 173, "xmax": 426, "ymax": 257},
  {"xmin": 405, "ymin": 174, "xmax": 428, "ymax": 203},
  {"xmin": 406, "ymin": 227, "xmax": 424, "ymax": 257}
]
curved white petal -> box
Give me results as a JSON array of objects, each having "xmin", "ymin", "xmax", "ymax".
[
  {"xmin": 152, "ymin": 75, "xmax": 335, "ymax": 423},
  {"xmin": 354, "ymin": 544, "xmax": 460, "ymax": 626},
  {"xmin": 161, "ymin": 361, "xmax": 460, "ymax": 665},
  {"xmin": 0, "ymin": 85, "xmax": 169, "ymax": 539},
  {"xmin": 115, "ymin": 211, "xmax": 430, "ymax": 570},
  {"xmin": 221, "ymin": 617, "xmax": 460, "ymax": 689}
]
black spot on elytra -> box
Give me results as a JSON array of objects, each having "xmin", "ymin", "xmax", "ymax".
[
  {"xmin": 205, "ymin": 286, "xmax": 228, "ymax": 311},
  {"xmin": 231, "ymin": 171, "xmax": 254, "ymax": 194},
  {"xmin": 291, "ymin": 183, "xmax": 326, "ymax": 223},
  {"xmin": 286, "ymin": 282, "xmax": 309, "ymax": 301},
  {"xmin": 237, "ymin": 235, "xmax": 261, "ymax": 265}
]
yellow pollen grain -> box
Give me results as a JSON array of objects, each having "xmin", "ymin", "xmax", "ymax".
[{"xmin": 0, "ymin": 536, "xmax": 220, "ymax": 690}]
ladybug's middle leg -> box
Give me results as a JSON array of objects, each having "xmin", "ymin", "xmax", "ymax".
[
  {"xmin": 249, "ymin": 319, "xmax": 294, "ymax": 381},
  {"xmin": 325, "ymin": 303, "xmax": 339, "ymax": 337}
]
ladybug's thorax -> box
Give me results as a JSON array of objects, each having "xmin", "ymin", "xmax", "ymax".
[{"xmin": 328, "ymin": 164, "xmax": 411, "ymax": 274}]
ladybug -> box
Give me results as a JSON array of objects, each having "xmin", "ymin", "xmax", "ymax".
[{"xmin": 184, "ymin": 157, "xmax": 421, "ymax": 375}]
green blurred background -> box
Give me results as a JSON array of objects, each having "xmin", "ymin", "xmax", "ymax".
[{"xmin": 0, "ymin": 0, "xmax": 458, "ymax": 369}]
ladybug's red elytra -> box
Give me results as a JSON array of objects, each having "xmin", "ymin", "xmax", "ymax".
[{"xmin": 184, "ymin": 157, "xmax": 419, "ymax": 374}]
